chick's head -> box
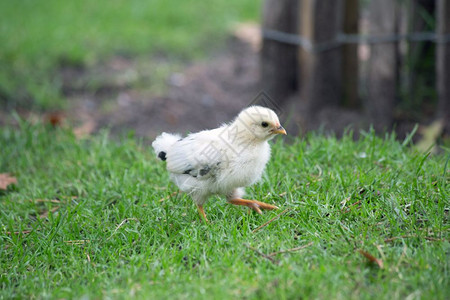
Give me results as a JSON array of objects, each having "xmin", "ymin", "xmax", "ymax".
[{"xmin": 235, "ymin": 106, "xmax": 287, "ymax": 141}]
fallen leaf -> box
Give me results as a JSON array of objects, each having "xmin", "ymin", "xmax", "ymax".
[
  {"xmin": 0, "ymin": 173, "xmax": 17, "ymax": 190},
  {"xmin": 159, "ymin": 191, "xmax": 179, "ymax": 202},
  {"xmin": 358, "ymin": 249, "xmax": 384, "ymax": 268},
  {"xmin": 114, "ymin": 218, "xmax": 139, "ymax": 231},
  {"xmin": 6, "ymin": 230, "xmax": 32, "ymax": 235},
  {"xmin": 45, "ymin": 112, "xmax": 65, "ymax": 127},
  {"xmin": 416, "ymin": 119, "xmax": 444, "ymax": 153},
  {"xmin": 245, "ymin": 244, "xmax": 279, "ymax": 265},
  {"xmin": 65, "ymin": 240, "xmax": 91, "ymax": 245},
  {"xmin": 73, "ymin": 120, "xmax": 96, "ymax": 139},
  {"xmin": 341, "ymin": 200, "xmax": 362, "ymax": 214},
  {"xmin": 384, "ymin": 235, "xmax": 444, "ymax": 243},
  {"xmin": 39, "ymin": 206, "xmax": 60, "ymax": 219},
  {"xmin": 33, "ymin": 199, "xmax": 61, "ymax": 203},
  {"xmin": 233, "ymin": 22, "xmax": 261, "ymax": 51},
  {"xmin": 340, "ymin": 197, "xmax": 350, "ymax": 208},
  {"xmin": 269, "ymin": 242, "xmax": 314, "ymax": 256},
  {"xmin": 252, "ymin": 208, "xmax": 290, "ymax": 233}
]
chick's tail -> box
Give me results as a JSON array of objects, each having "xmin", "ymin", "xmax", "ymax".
[{"xmin": 152, "ymin": 132, "xmax": 182, "ymax": 161}]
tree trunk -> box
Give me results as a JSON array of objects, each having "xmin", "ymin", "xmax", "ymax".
[
  {"xmin": 261, "ymin": 0, "xmax": 299, "ymax": 103},
  {"xmin": 299, "ymin": 0, "xmax": 343, "ymax": 114},
  {"xmin": 404, "ymin": 0, "xmax": 435, "ymax": 113},
  {"xmin": 342, "ymin": 0, "xmax": 359, "ymax": 108},
  {"xmin": 436, "ymin": 0, "xmax": 450, "ymax": 134},
  {"xmin": 367, "ymin": 0, "xmax": 398, "ymax": 132}
]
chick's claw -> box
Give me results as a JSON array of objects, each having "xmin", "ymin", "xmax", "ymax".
[
  {"xmin": 249, "ymin": 202, "xmax": 262, "ymax": 215},
  {"xmin": 253, "ymin": 200, "xmax": 279, "ymax": 211},
  {"xmin": 229, "ymin": 198, "xmax": 278, "ymax": 214}
]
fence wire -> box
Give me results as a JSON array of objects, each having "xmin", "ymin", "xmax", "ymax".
[{"xmin": 263, "ymin": 29, "xmax": 450, "ymax": 53}]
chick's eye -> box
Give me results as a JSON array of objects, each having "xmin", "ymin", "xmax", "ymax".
[{"xmin": 261, "ymin": 122, "xmax": 269, "ymax": 128}]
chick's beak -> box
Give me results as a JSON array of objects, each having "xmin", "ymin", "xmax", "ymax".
[{"xmin": 271, "ymin": 125, "xmax": 287, "ymax": 135}]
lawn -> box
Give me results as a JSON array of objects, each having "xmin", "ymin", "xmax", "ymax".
[
  {"xmin": 0, "ymin": 0, "xmax": 261, "ymax": 109},
  {"xmin": 0, "ymin": 123, "xmax": 448, "ymax": 299}
]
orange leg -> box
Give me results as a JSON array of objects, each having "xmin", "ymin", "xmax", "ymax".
[
  {"xmin": 228, "ymin": 198, "xmax": 278, "ymax": 214},
  {"xmin": 197, "ymin": 205, "xmax": 209, "ymax": 222}
]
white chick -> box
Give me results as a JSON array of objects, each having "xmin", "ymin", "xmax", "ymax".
[{"xmin": 152, "ymin": 106, "xmax": 286, "ymax": 221}]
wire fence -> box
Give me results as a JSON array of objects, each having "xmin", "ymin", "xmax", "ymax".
[
  {"xmin": 263, "ymin": 29, "xmax": 450, "ymax": 53},
  {"xmin": 260, "ymin": 0, "xmax": 450, "ymax": 132}
]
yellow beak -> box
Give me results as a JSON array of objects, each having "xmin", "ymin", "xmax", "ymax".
[{"xmin": 272, "ymin": 125, "xmax": 287, "ymax": 135}]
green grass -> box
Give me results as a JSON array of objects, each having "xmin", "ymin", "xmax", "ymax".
[
  {"xmin": 0, "ymin": 0, "xmax": 261, "ymax": 109},
  {"xmin": 0, "ymin": 123, "xmax": 448, "ymax": 299}
]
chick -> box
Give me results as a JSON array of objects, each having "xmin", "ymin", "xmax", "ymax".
[{"xmin": 152, "ymin": 106, "xmax": 286, "ymax": 221}]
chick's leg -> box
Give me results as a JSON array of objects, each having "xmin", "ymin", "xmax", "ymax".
[
  {"xmin": 197, "ymin": 205, "xmax": 208, "ymax": 222},
  {"xmin": 228, "ymin": 198, "xmax": 278, "ymax": 214}
]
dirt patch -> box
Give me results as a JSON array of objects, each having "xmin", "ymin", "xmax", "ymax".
[
  {"xmin": 1, "ymin": 35, "xmax": 421, "ymax": 141},
  {"xmin": 63, "ymin": 38, "xmax": 263, "ymax": 140}
]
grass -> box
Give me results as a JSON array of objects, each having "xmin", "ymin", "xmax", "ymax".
[
  {"xmin": 0, "ymin": 0, "xmax": 261, "ymax": 109},
  {"xmin": 0, "ymin": 122, "xmax": 448, "ymax": 299}
]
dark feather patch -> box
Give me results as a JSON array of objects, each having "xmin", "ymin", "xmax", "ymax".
[
  {"xmin": 182, "ymin": 165, "xmax": 212, "ymax": 178},
  {"xmin": 199, "ymin": 166, "xmax": 211, "ymax": 176},
  {"xmin": 158, "ymin": 151, "xmax": 167, "ymax": 161},
  {"xmin": 183, "ymin": 168, "xmax": 194, "ymax": 175}
]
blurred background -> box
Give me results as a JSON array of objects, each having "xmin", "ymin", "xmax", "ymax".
[{"xmin": 0, "ymin": 0, "xmax": 448, "ymax": 140}]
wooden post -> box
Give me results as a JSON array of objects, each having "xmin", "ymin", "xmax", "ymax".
[
  {"xmin": 342, "ymin": 0, "xmax": 359, "ymax": 108},
  {"xmin": 436, "ymin": 0, "xmax": 450, "ymax": 134},
  {"xmin": 405, "ymin": 0, "xmax": 435, "ymax": 110},
  {"xmin": 367, "ymin": 0, "xmax": 398, "ymax": 132},
  {"xmin": 299, "ymin": 0, "xmax": 343, "ymax": 114},
  {"xmin": 261, "ymin": 0, "xmax": 299, "ymax": 103}
]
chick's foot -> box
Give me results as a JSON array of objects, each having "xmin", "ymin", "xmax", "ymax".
[
  {"xmin": 197, "ymin": 205, "xmax": 209, "ymax": 222},
  {"xmin": 228, "ymin": 198, "xmax": 278, "ymax": 214}
]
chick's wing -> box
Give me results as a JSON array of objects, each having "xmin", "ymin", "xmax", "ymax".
[{"xmin": 166, "ymin": 130, "xmax": 225, "ymax": 179}]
